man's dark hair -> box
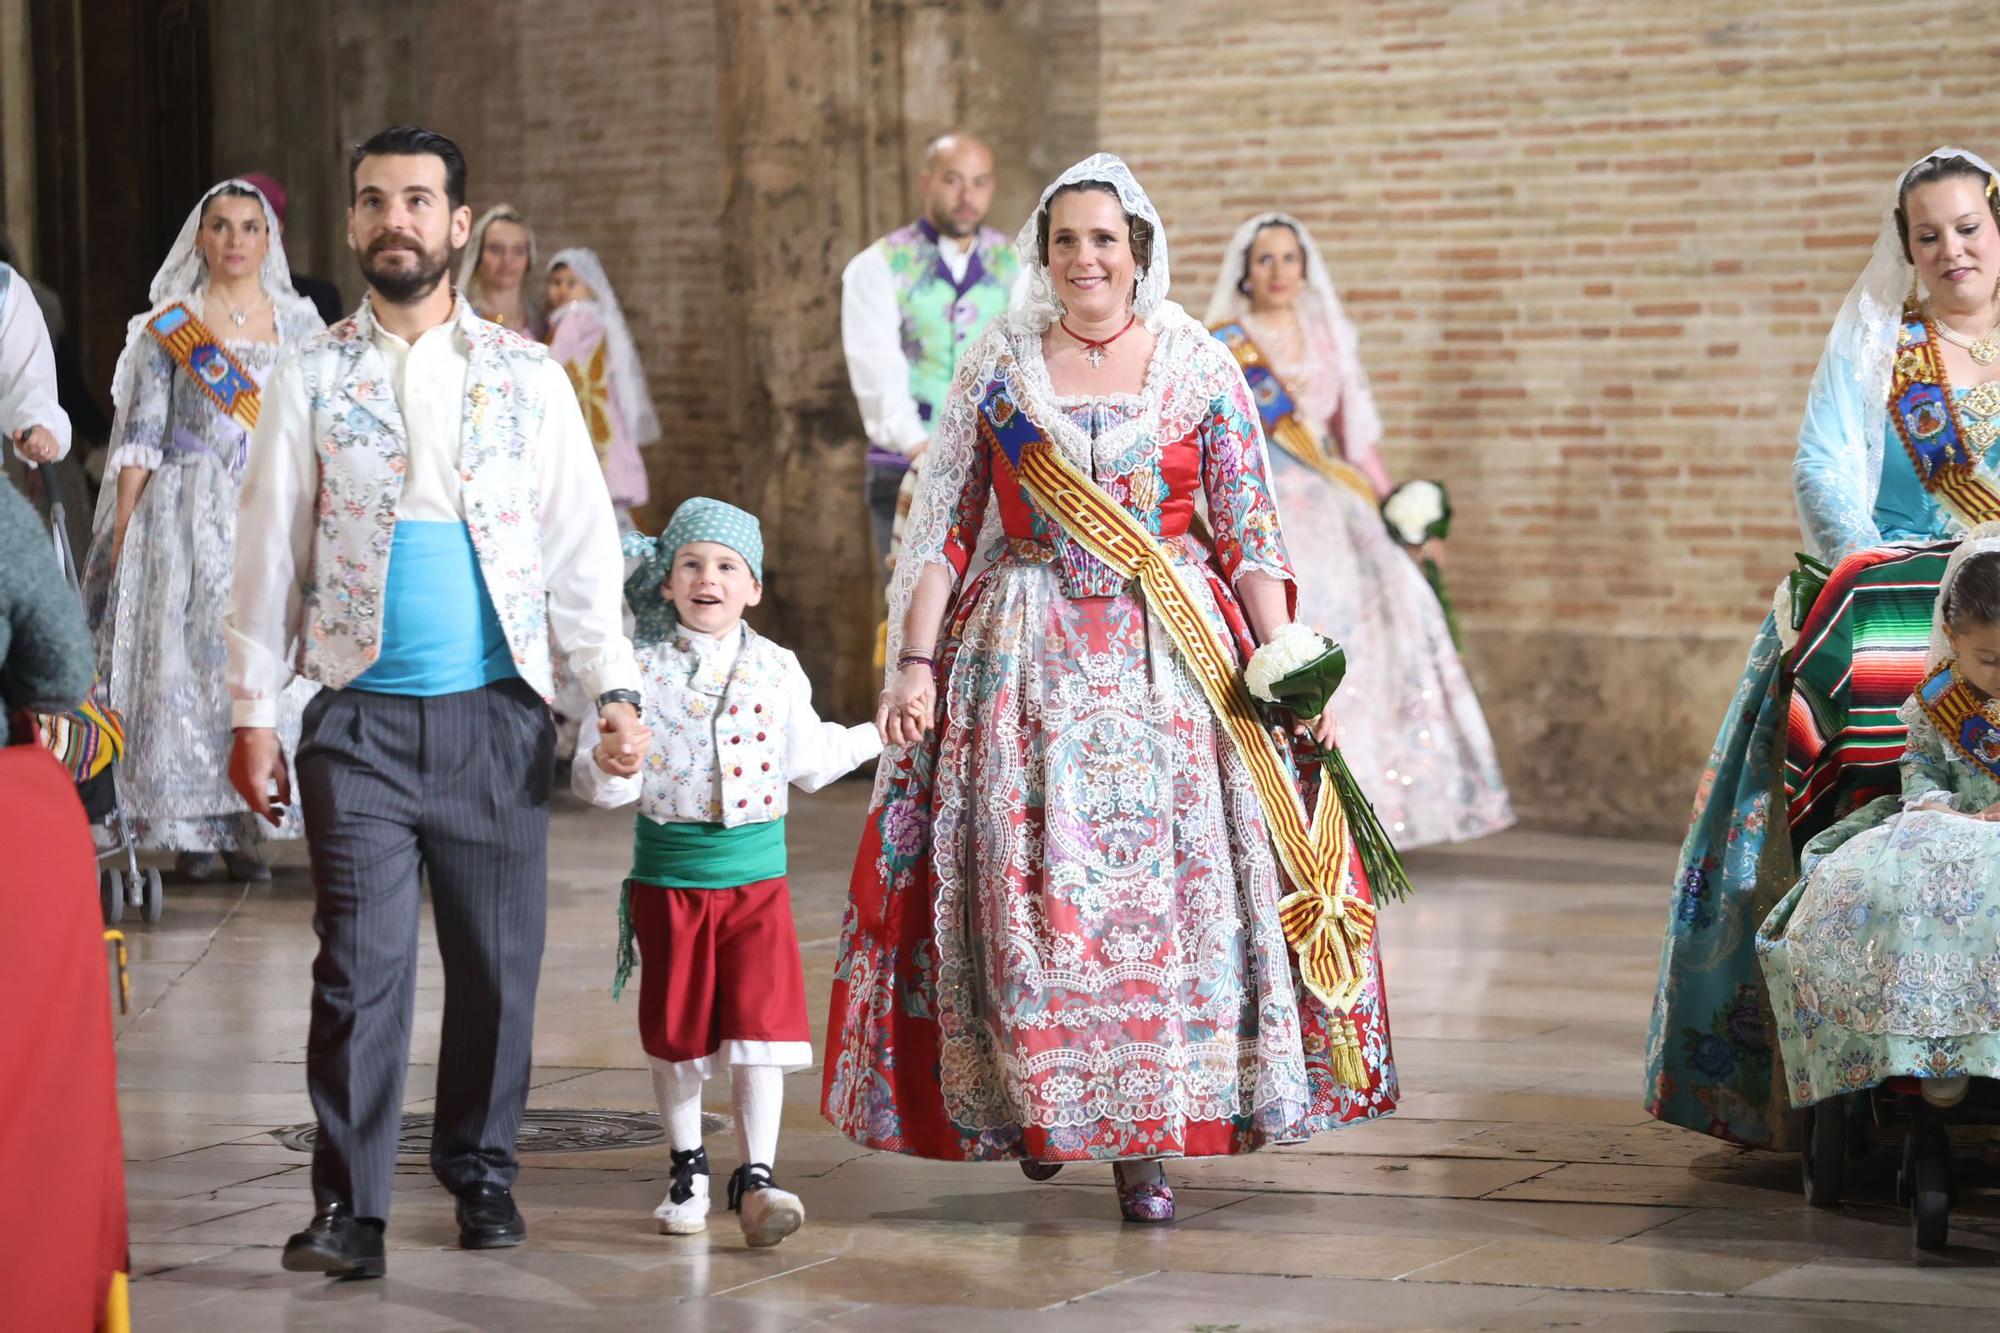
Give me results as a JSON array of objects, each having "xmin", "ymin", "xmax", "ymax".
[{"xmin": 349, "ymin": 125, "xmax": 467, "ymax": 210}]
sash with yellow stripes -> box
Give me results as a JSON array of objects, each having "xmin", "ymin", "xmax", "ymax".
[
  {"xmin": 976, "ymin": 377, "xmax": 1378, "ymax": 1084},
  {"xmin": 1210, "ymin": 320, "xmax": 1377, "ymax": 506},
  {"xmin": 1916, "ymin": 661, "xmax": 2000, "ymax": 782},
  {"xmin": 146, "ymin": 303, "xmax": 261, "ymax": 433},
  {"xmin": 1891, "ymin": 301, "xmax": 2000, "ymax": 527}
]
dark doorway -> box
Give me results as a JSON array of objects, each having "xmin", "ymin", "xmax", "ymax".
[{"xmin": 32, "ymin": 0, "xmax": 213, "ymax": 405}]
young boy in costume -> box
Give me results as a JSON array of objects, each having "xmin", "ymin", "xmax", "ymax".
[{"xmin": 574, "ymin": 497, "xmax": 882, "ymax": 1246}]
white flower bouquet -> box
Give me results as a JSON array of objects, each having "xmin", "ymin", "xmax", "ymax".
[
  {"xmin": 1245, "ymin": 624, "xmax": 1412, "ymax": 902},
  {"xmin": 1381, "ymin": 479, "xmax": 1460, "ymax": 649}
]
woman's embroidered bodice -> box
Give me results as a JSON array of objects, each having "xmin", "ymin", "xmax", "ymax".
[
  {"xmin": 926, "ymin": 316, "xmax": 1292, "ymax": 601},
  {"xmin": 1873, "ymin": 384, "xmax": 2000, "ymax": 543}
]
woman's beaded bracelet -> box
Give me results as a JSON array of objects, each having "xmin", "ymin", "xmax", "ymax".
[{"xmin": 897, "ymin": 652, "xmax": 936, "ymax": 673}]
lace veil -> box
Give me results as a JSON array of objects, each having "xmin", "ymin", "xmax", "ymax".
[
  {"xmin": 546, "ymin": 246, "xmax": 663, "ymax": 448},
  {"xmin": 1927, "ymin": 522, "xmax": 2000, "ymax": 669},
  {"xmin": 456, "ymin": 203, "xmax": 541, "ymax": 324},
  {"xmin": 1201, "ymin": 211, "xmax": 1383, "ymax": 464},
  {"xmin": 1799, "ymin": 146, "xmax": 2000, "ymax": 559},
  {"xmin": 107, "ymin": 178, "xmax": 312, "ymax": 426},
  {"xmin": 97, "ymin": 179, "xmax": 318, "ymax": 538},
  {"xmin": 880, "ymin": 154, "xmax": 1189, "ymax": 774}
]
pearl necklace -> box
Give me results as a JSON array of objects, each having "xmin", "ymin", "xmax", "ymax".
[{"xmin": 1928, "ymin": 300, "xmax": 2000, "ymax": 366}]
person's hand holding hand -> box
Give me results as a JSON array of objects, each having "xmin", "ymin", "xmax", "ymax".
[
  {"xmin": 878, "ymin": 664, "xmax": 937, "ymax": 748},
  {"xmin": 597, "ymin": 702, "xmax": 652, "ymax": 776}
]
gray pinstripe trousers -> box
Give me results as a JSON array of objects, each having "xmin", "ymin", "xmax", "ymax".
[{"xmin": 295, "ymin": 677, "xmax": 554, "ymax": 1220}]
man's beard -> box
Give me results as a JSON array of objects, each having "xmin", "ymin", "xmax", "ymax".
[
  {"xmin": 359, "ymin": 236, "xmax": 452, "ymax": 304},
  {"xmin": 929, "ymin": 206, "xmax": 982, "ymax": 240}
]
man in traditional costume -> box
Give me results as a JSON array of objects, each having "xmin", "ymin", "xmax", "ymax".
[
  {"xmin": 840, "ymin": 131, "xmax": 1017, "ymax": 581},
  {"xmin": 226, "ymin": 125, "xmax": 646, "ymax": 1278}
]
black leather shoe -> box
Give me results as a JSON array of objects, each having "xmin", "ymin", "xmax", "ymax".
[
  {"xmin": 455, "ymin": 1183, "xmax": 526, "ymax": 1249},
  {"xmin": 281, "ymin": 1203, "xmax": 386, "ymax": 1279}
]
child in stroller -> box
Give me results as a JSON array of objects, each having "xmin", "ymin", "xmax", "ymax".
[{"xmin": 1759, "ymin": 524, "xmax": 2000, "ymax": 1250}]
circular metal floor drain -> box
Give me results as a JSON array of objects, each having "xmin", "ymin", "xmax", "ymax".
[{"xmin": 272, "ymin": 1108, "xmax": 730, "ymax": 1155}]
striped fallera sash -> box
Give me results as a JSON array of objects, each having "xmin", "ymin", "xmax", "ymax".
[
  {"xmin": 1890, "ymin": 302, "xmax": 2000, "ymax": 527},
  {"xmin": 1210, "ymin": 321, "xmax": 1378, "ymax": 505},
  {"xmin": 1916, "ymin": 662, "xmax": 2000, "ymax": 782},
  {"xmin": 146, "ymin": 303, "xmax": 261, "ymax": 432},
  {"xmin": 974, "ymin": 377, "xmax": 1378, "ymax": 1082}
]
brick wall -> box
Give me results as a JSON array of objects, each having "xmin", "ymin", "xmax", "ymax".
[
  {"xmin": 200, "ymin": 0, "xmax": 2000, "ymax": 835},
  {"xmin": 1088, "ymin": 0, "xmax": 1997, "ymax": 832}
]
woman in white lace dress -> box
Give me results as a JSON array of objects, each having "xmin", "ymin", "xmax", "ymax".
[
  {"xmin": 81, "ymin": 180, "xmax": 322, "ymax": 879},
  {"xmin": 1204, "ymin": 214, "xmax": 1512, "ymax": 848}
]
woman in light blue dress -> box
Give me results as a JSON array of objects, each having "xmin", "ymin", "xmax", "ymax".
[
  {"xmin": 81, "ymin": 181, "xmax": 322, "ymax": 880},
  {"xmin": 1760, "ymin": 530, "xmax": 2000, "ymax": 1107},
  {"xmin": 1646, "ymin": 147, "xmax": 2000, "ymax": 1146}
]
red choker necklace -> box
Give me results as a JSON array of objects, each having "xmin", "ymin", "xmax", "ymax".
[{"xmin": 1060, "ymin": 313, "xmax": 1137, "ymax": 369}]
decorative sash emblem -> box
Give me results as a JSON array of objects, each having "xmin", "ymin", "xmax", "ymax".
[
  {"xmin": 1889, "ymin": 303, "xmax": 2000, "ymax": 527},
  {"xmin": 1917, "ymin": 662, "xmax": 2000, "ymax": 783},
  {"xmin": 564, "ymin": 341, "xmax": 613, "ymax": 466},
  {"xmin": 1211, "ymin": 321, "xmax": 1377, "ymax": 504},
  {"xmin": 146, "ymin": 303, "xmax": 261, "ymax": 432},
  {"xmin": 976, "ymin": 377, "xmax": 1378, "ymax": 1084}
]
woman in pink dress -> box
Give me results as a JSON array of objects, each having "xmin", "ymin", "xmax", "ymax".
[
  {"xmin": 545, "ymin": 247, "xmax": 657, "ymax": 527},
  {"xmin": 1204, "ymin": 213, "xmax": 1512, "ymax": 848}
]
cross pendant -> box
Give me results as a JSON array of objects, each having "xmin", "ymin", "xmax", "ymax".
[{"xmin": 1085, "ymin": 346, "xmax": 1105, "ymax": 369}]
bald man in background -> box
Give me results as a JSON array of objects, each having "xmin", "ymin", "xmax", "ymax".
[{"xmin": 839, "ymin": 133, "xmax": 1018, "ymax": 586}]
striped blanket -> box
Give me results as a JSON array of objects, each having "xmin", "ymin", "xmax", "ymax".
[
  {"xmin": 30, "ymin": 692, "xmax": 125, "ymax": 784},
  {"xmin": 1783, "ymin": 542, "xmax": 1953, "ymax": 841}
]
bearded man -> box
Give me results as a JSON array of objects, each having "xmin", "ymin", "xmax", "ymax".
[
  {"xmin": 840, "ymin": 131, "xmax": 1015, "ymax": 580},
  {"xmin": 225, "ymin": 124, "xmax": 648, "ymax": 1278}
]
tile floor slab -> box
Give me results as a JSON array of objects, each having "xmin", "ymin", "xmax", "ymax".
[{"xmin": 107, "ymin": 800, "xmax": 1978, "ymax": 1328}]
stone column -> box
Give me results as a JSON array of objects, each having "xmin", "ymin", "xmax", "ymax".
[{"xmin": 713, "ymin": 0, "xmax": 1063, "ymax": 719}]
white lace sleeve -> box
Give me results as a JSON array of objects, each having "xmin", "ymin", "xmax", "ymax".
[
  {"xmin": 1897, "ymin": 695, "xmax": 1958, "ymax": 809},
  {"xmin": 882, "ymin": 327, "xmax": 1003, "ymax": 682},
  {"xmin": 1794, "ymin": 338, "xmax": 1882, "ymax": 563}
]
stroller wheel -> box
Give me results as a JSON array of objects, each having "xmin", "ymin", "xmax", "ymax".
[
  {"xmin": 102, "ymin": 869, "xmax": 125, "ymax": 926},
  {"xmin": 142, "ymin": 868, "xmax": 165, "ymax": 925},
  {"xmin": 1912, "ymin": 1154, "xmax": 1950, "ymax": 1252},
  {"xmin": 1802, "ymin": 1099, "xmax": 1845, "ymax": 1208}
]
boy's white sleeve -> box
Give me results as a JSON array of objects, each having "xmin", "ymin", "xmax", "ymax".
[
  {"xmin": 782, "ymin": 653, "xmax": 883, "ymax": 793},
  {"xmin": 571, "ymin": 744, "xmax": 643, "ymax": 809}
]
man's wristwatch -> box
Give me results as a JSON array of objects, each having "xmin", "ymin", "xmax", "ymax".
[{"xmin": 596, "ymin": 689, "xmax": 642, "ymax": 713}]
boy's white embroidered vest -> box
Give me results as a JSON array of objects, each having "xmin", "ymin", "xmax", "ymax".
[
  {"xmin": 292, "ymin": 302, "xmax": 559, "ymax": 697},
  {"xmin": 638, "ymin": 627, "xmax": 800, "ymax": 828}
]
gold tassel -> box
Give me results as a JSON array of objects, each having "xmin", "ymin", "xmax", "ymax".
[{"xmin": 1328, "ymin": 1013, "xmax": 1369, "ymax": 1089}]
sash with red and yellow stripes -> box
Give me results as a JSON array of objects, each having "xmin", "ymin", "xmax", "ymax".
[
  {"xmin": 1210, "ymin": 320, "xmax": 1377, "ymax": 506},
  {"xmin": 145, "ymin": 303, "xmax": 261, "ymax": 433},
  {"xmin": 1891, "ymin": 300, "xmax": 2000, "ymax": 527},
  {"xmin": 975, "ymin": 377, "xmax": 1378, "ymax": 1084},
  {"xmin": 1916, "ymin": 661, "xmax": 2000, "ymax": 782}
]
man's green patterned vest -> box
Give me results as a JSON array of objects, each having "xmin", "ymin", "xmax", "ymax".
[{"xmin": 865, "ymin": 219, "xmax": 1017, "ymax": 471}]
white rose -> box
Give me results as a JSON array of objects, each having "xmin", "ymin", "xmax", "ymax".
[
  {"xmin": 1382, "ymin": 479, "xmax": 1446, "ymax": 547},
  {"xmin": 1245, "ymin": 622, "xmax": 1335, "ymax": 703}
]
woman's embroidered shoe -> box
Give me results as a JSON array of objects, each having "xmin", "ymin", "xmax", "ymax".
[
  {"xmin": 1113, "ymin": 1163, "xmax": 1175, "ymax": 1224},
  {"xmin": 729, "ymin": 1162, "xmax": 804, "ymax": 1248},
  {"xmin": 654, "ymin": 1147, "xmax": 710, "ymax": 1235},
  {"xmin": 1020, "ymin": 1159, "xmax": 1063, "ymax": 1182}
]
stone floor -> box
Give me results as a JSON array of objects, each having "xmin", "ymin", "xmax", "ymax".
[{"xmin": 114, "ymin": 781, "xmax": 2000, "ymax": 1331}]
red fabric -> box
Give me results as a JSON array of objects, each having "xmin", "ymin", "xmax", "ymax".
[
  {"xmin": 821, "ymin": 580, "xmax": 1395, "ymax": 1163},
  {"xmin": 631, "ymin": 878, "xmax": 809, "ymax": 1064},
  {"xmin": 0, "ymin": 747, "xmax": 126, "ymax": 1329}
]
